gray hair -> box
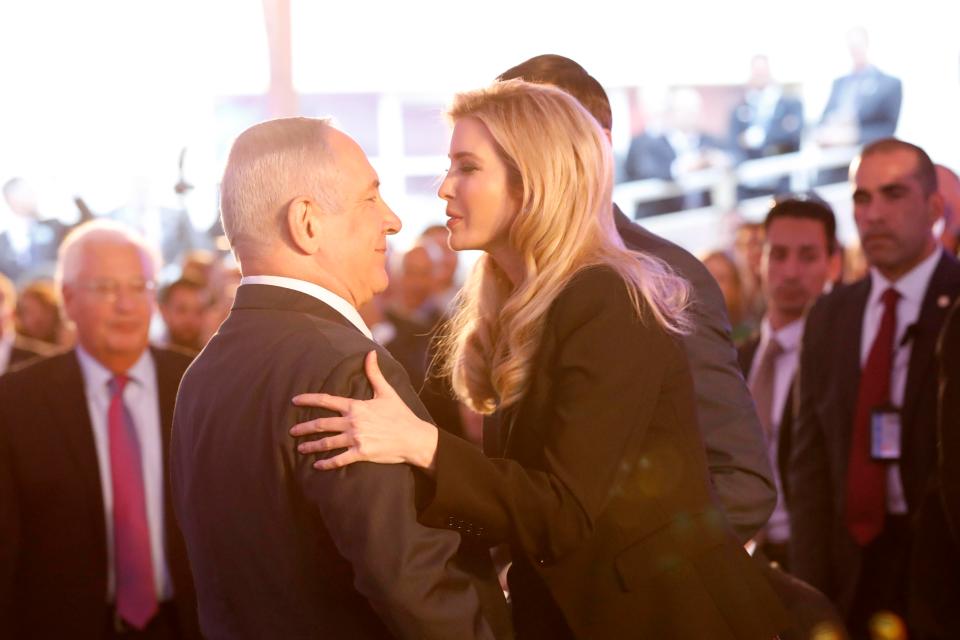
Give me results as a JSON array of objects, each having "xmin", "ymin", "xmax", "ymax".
[
  {"xmin": 55, "ymin": 219, "xmax": 160, "ymax": 290},
  {"xmin": 219, "ymin": 117, "xmax": 341, "ymax": 257}
]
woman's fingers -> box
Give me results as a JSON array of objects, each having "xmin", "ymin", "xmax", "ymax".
[
  {"xmin": 297, "ymin": 433, "xmax": 352, "ymax": 455},
  {"xmin": 364, "ymin": 350, "xmax": 399, "ymax": 400},
  {"xmin": 291, "ymin": 392, "xmax": 352, "ymax": 414},
  {"xmin": 313, "ymin": 448, "xmax": 360, "ymax": 471},
  {"xmin": 289, "ymin": 416, "xmax": 350, "ymax": 437}
]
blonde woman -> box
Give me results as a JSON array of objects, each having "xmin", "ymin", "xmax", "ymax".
[{"xmin": 291, "ymin": 81, "xmax": 786, "ymax": 639}]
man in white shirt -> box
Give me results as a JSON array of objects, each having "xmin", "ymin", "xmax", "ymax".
[
  {"xmin": 0, "ymin": 220, "xmax": 200, "ymax": 638},
  {"xmin": 738, "ymin": 194, "xmax": 840, "ymax": 570},
  {"xmin": 170, "ymin": 117, "xmax": 510, "ymax": 640},
  {"xmin": 790, "ymin": 138, "xmax": 960, "ymax": 640}
]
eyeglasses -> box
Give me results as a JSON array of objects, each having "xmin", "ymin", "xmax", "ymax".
[{"xmin": 76, "ymin": 279, "xmax": 157, "ymax": 302}]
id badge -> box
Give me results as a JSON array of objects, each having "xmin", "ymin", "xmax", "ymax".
[{"xmin": 870, "ymin": 406, "xmax": 902, "ymax": 461}]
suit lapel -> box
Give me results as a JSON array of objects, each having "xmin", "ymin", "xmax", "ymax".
[
  {"xmin": 152, "ymin": 348, "xmax": 177, "ymax": 453},
  {"xmin": 837, "ymin": 279, "xmax": 872, "ymax": 457},
  {"xmin": 151, "ymin": 348, "xmax": 182, "ymax": 551},
  {"xmin": 902, "ymin": 253, "xmax": 960, "ymax": 428},
  {"xmin": 49, "ymin": 351, "xmax": 106, "ymax": 538}
]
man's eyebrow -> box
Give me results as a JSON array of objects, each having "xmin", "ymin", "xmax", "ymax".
[{"xmin": 876, "ymin": 181, "xmax": 911, "ymax": 196}]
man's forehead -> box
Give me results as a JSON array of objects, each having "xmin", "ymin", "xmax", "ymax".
[
  {"xmin": 855, "ymin": 149, "xmax": 920, "ymax": 187},
  {"xmin": 77, "ymin": 241, "xmax": 153, "ymax": 273},
  {"xmin": 327, "ymin": 129, "xmax": 378, "ymax": 188},
  {"xmin": 767, "ymin": 219, "xmax": 828, "ymax": 246}
]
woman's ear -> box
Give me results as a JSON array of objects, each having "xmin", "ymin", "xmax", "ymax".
[{"xmin": 286, "ymin": 196, "xmax": 323, "ymax": 255}]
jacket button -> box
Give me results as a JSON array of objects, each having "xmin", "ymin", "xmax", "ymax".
[{"xmin": 537, "ymin": 558, "xmax": 547, "ymax": 566}]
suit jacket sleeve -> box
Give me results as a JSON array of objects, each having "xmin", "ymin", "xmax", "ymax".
[
  {"xmin": 661, "ymin": 240, "xmax": 776, "ymax": 542},
  {"xmin": 292, "ymin": 350, "xmax": 504, "ymax": 640},
  {"xmin": 787, "ymin": 298, "xmax": 835, "ymax": 594},
  {"xmin": 418, "ymin": 270, "xmax": 682, "ymax": 563},
  {"xmin": 615, "ymin": 216, "xmax": 776, "ymax": 542}
]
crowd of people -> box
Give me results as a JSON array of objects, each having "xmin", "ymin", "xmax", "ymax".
[
  {"xmin": 1, "ymin": 52, "xmax": 959, "ymax": 640},
  {"xmin": 622, "ymin": 26, "xmax": 904, "ymax": 215}
]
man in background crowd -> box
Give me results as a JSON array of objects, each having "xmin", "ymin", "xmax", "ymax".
[
  {"xmin": 790, "ymin": 138, "xmax": 960, "ymax": 639},
  {"xmin": 0, "ymin": 220, "xmax": 200, "ymax": 639},
  {"xmin": 728, "ymin": 55, "xmax": 804, "ymax": 197},
  {"xmin": 158, "ymin": 277, "xmax": 207, "ymax": 354},
  {"xmin": 623, "ymin": 86, "xmax": 730, "ymax": 216},
  {"xmin": 817, "ymin": 27, "xmax": 902, "ymax": 148},
  {"xmin": 738, "ymin": 194, "xmax": 840, "ymax": 569}
]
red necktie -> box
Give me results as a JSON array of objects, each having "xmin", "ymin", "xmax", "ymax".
[
  {"xmin": 108, "ymin": 374, "xmax": 158, "ymax": 629},
  {"xmin": 845, "ymin": 287, "xmax": 900, "ymax": 546}
]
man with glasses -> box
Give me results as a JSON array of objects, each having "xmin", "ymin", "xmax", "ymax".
[{"xmin": 0, "ymin": 220, "xmax": 200, "ymax": 639}]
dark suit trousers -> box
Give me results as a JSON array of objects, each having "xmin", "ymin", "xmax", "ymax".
[{"xmin": 847, "ymin": 515, "xmax": 910, "ymax": 640}]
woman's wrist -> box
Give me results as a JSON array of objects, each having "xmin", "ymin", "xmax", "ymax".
[{"xmin": 408, "ymin": 419, "xmax": 439, "ymax": 473}]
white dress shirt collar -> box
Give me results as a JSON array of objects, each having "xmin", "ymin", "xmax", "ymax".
[
  {"xmin": 759, "ymin": 316, "xmax": 804, "ymax": 355},
  {"xmin": 239, "ymin": 275, "xmax": 373, "ymax": 340},
  {"xmin": 75, "ymin": 343, "xmax": 153, "ymax": 388},
  {"xmin": 867, "ymin": 247, "xmax": 941, "ymax": 311}
]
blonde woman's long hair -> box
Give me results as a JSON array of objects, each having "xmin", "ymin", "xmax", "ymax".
[{"xmin": 438, "ymin": 80, "xmax": 691, "ymax": 414}]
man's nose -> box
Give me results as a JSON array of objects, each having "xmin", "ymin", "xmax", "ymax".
[{"xmin": 383, "ymin": 204, "xmax": 402, "ymax": 235}]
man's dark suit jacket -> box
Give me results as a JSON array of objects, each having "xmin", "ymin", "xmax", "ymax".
[
  {"xmin": 615, "ymin": 207, "xmax": 776, "ymax": 543},
  {"xmin": 789, "ymin": 251, "xmax": 960, "ymax": 620},
  {"xmin": 622, "ymin": 132, "xmax": 723, "ymax": 216},
  {"xmin": 0, "ymin": 347, "xmax": 200, "ymax": 640},
  {"xmin": 938, "ymin": 296, "xmax": 960, "ymax": 541},
  {"xmin": 820, "ymin": 67, "xmax": 903, "ymax": 145},
  {"xmin": 904, "ymin": 295, "xmax": 960, "ymax": 637},
  {"xmin": 728, "ymin": 93, "xmax": 804, "ymax": 163},
  {"xmin": 738, "ymin": 335, "xmax": 796, "ymax": 501},
  {"xmin": 420, "ymin": 267, "xmax": 788, "ymax": 639},
  {"xmin": 171, "ymin": 284, "xmax": 510, "ymax": 640}
]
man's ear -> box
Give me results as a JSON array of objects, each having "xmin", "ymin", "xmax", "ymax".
[
  {"xmin": 927, "ymin": 191, "xmax": 945, "ymax": 228},
  {"xmin": 61, "ymin": 284, "xmax": 78, "ymax": 323},
  {"xmin": 286, "ymin": 196, "xmax": 323, "ymax": 255}
]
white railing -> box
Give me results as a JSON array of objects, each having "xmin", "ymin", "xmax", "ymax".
[{"xmin": 613, "ymin": 145, "xmax": 861, "ymax": 255}]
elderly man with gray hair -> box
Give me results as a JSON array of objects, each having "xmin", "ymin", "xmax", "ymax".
[
  {"xmin": 0, "ymin": 220, "xmax": 200, "ymax": 638},
  {"xmin": 170, "ymin": 117, "xmax": 511, "ymax": 640}
]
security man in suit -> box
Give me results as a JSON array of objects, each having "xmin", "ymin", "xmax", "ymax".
[{"xmin": 790, "ymin": 138, "xmax": 960, "ymax": 639}]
